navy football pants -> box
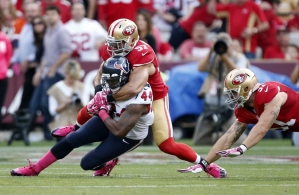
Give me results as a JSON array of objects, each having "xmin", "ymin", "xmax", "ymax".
[{"xmin": 51, "ymin": 116, "xmax": 142, "ymax": 170}]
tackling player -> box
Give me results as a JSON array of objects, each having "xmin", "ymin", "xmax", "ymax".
[
  {"xmin": 52, "ymin": 18, "xmax": 227, "ymax": 178},
  {"xmin": 178, "ymin": 68, "xmax": 299, "ymax": 175},
  {"xmin": 11, "ymin": 56, "xmax": 153, "ymax": 177}
]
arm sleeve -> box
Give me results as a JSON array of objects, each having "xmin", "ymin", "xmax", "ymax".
[
  {"xmin": 58, "ymin": 29, "xmax": 72, "ymax": 54},
  {"xmin": 94, "ymin": 21, "xmax": 108, "ymax": 38},
  {"xmin": 97, "ymin": 0, "xmax": 107, "ymax": 21},
  {"xmin": 255, "ymin": 83, "xmax": 279, "ymax": 105},
  {"xmin": 254, "ymin": 3, "xmax": 267, "ymax": 23}
]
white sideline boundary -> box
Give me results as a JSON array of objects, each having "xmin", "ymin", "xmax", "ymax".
[{"xmin": 0, "ymin": 184, "xmax": 298, "ymax": 188}]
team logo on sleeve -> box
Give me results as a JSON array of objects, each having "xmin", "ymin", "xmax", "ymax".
[
  {"xmin": 232, "ymin": 74, "xmax": 247, "ymax": 85},
  {"xmin": 122, "ymin": 25, "xmax": 135, "ymax": 36}
]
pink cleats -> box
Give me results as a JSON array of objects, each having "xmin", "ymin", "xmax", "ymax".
[
  {"xmin": 93, "ymin": 158, "xmax": 119, "ymax": 176},
  {"xmin": 177, "ymin": 163, "xmax": 227, "ymax": 178},
  {"xmin": 11, "ymin": 159, "xmax": 39, "ymax": 176},
  {"xmin": 51, "ymin": 125, "xmax": 76, "ymax": 138}
]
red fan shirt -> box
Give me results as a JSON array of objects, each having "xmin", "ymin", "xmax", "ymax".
[{"xmin": 216, "ymin": 1, "xmax": 267, "ymax": 53}]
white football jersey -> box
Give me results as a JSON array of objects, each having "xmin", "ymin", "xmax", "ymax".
[
  {"xmin": 111, "ymin": 83, "xmax": 154, "ymax": 140},
  {"xmin": 65, "ymin": 18, "xmax": 107, "ymax": 61}
]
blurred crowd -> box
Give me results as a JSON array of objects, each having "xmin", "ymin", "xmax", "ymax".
[{"xmin": 0, "ymin": 0, "xmax": 299, "ymax": 142}]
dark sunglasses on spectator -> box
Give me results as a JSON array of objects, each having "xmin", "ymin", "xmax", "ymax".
[{"xmin": 33, "ymin": 21, "xmax": 43, "ymax": 26}]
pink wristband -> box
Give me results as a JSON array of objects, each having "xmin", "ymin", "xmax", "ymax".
[{"xmin": 99, "ymin": 110, "xmax": 110, "ymax": 121}]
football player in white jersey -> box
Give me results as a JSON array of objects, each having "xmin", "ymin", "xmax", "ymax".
[
  {"xmin": 65, "ymin": 3, "xmax": 107, "ymax": 61},
  {"xmin": 11, "ymin": 56, "xmax": 154, "ymax": 177}
]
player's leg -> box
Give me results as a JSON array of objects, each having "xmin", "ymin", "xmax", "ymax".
[
  {"xmin": 80, "ymin": 133, "xmax": 142, "ymax": 176},
  {"xmin": 51, "ymin": 105, "xmax": 92, "ymax": 138},
  {"xmin": 152, "ymin": 95, "xmax": 201, "ymax": 164},
  {"xmin": 11, "ymin": 117, "xmax": 109, "ymax": 176}
]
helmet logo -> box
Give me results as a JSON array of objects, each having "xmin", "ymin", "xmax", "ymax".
[
  {"xmin": 232, "ymin": 74, "xmax": 247, "ymax": 85},
  {"xmin": 122, "ymin": 25, "xmax": 135, "ymax": 36},
  {"xmin": 114, "ymin": 61, "xmax": 129, "ymax": 74}
]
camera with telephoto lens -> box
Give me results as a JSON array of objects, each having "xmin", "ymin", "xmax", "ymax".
[
  {"xmin": 71, "ymin": 92, "xmax": 81, "ymax": 105},
  {"xmin": 213, "ymin": 39, "xmax": 228, "ymax": 55}
]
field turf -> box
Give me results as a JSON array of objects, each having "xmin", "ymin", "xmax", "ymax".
[{"xmin": 0, "ymin": 139, "xmax": 298, "ymax": 195}]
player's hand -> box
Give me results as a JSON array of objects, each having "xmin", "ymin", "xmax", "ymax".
[
  {"xmin": 48, "ymin": 67, "xmax": 56, "ymax": 78},
  {"xmin": 87, "ymin": 98, "xmax": 99, "ymax": 115},
  {"xmin": 94, "ymin": 91, "xmax": 107, "ymax": 106},
  {"xmin": 216, "ymin": 144, "xmax": 248, "ymax": 157}
]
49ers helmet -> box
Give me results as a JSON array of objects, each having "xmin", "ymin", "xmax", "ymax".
[
  {"xmin": 224, "ymin": 68, "xmax": 259, "ymax": 110},
  {"xmin": 101, "ymin": 55, "xmax": 131, "ymax": 94},
  {"xmin": 106, "ymin": 18, "xmax": 139, "ymax": 56}
]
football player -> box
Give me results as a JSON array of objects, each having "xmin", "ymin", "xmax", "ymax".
[
  {"xmin": 52, "ymin": 18, "xmax": 227, "ymax": 178},
  {"xmin": 11, "ymin": 56, "xmax": 154, "ymax": 176},
  {"xmin": 178, "ymin": 68, "xmax": 299, "ymax": 175}
]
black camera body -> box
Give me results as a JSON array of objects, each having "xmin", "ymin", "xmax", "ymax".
[
  {"xmin": 71, "ymin": 93, "xmax": 81, "ymax": 105},
  {"xmin": 213, "ymin": 39, "xmax": 228, "ymax": 55}
]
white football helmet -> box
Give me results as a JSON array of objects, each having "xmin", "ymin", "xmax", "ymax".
[
  {"xmin": 224, "ymin": 68, "xmax": 259, "ymax": 110},
  {"xmin": 106, "ymin": 18, "xmax": 139, "ymax": 56}
]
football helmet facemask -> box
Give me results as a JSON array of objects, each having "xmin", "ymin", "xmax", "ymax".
[
  {"xmin": 224, "ymin": 68, "xmax": 259, "ymax": 110},
  {"xmin": 101, "ymin": 56, "xmax": 131, "ymax": 94},
  {"xmin": 106, "ymin": 18, "xmax": 139, "ymax": 56}
]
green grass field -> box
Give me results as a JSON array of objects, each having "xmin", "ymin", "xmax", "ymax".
[{"xmin": 0, "ymin": 139, "xmax": 298, "ymax": 195}]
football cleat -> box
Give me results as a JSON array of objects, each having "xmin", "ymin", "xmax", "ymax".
[
  {"xmin": 93, "ymin": 158, "xmax": 119, "ymax": 176},
  {"xmin": 177, "ymin": 163, "xmax": 227, "ymax": 178},
  {"xmin": 51, "ymin": 125, "xmax": 76, "ymax": 138},
  {"xmin": 11, "ymin": 159, "xmax": 39, "ymax": 176},
  {"xmin": 205, "ymin": 163, "xmax": 227, "ymax": 178}
]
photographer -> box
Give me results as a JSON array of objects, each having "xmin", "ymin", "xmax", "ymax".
[
  {"xmin": 47, "ymin": 60, "xmax": 84, "ymax": 132},
  {"xmin": 193, "ymin": 32, "xmax": 249, "ymax": 145}
]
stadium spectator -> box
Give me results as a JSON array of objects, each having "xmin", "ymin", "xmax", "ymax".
[
  {"xmin": 257, "ymin": 0, "xmax": 285, "ymax": 55},
  {"xmin": 29, "ymin": 5, "xmax": 72, "ymax": 140},
  {"xmin": 136, "ymin": 9, "xmax": 156, "ymax": 52},
  {"xmin": 0, "ymin": 0, "xmax": 25, "ymax": 47},
  {"xmin": 207, "ymin": 0, "xmax": 269, "ymax": 59},
  {"xmin": 168, "ymin": 0, "xmax": 218, "ymax": 51},
  {"xmin": 193, "ymin": 32, "xmax": 248, "ymax": 145},
  {"xmin": 0, "ymin": 32, "xmax": 12, "ymax": 129},
  {"xmin": 152, "ymin": 0, "xmax": 199, "ymax": 34},
  {"xmin": 287, "ymin": 2, "xmax": 299, "ymax": 32},
  {"xmin": 97, "ymin": 0, "xmax": 153, "ymax": 30},
  {"xmin": 47, "ymin": 60, "xmax": 84, "ymax": 132},
  {"xmin": 41, "ymin": 0, "xmax": 71, "ymax": 23},
  {"xmin": 263, "ymin": 28, "xmax": 291, "ymax": 59},
  {"xmin": 179, "ymin": 22, "xmax": 211, "ymax": 61},
  {"xmin": 31, "ymin": 16, "xmax": 47, "ymax": 67},
  {"xmin": 65, "ymin": 3, "xmax": 106, "ymax": 61},
  {"xmin": 10, "ymin": 2, "xmax": 40, "ymax": 110}
]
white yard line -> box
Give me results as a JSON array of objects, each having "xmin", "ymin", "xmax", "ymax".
[{"xmin": 0, "ymin": 184, "xmax": 298, "ymax": 188}]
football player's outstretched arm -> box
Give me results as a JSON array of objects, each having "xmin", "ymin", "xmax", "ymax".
[
  {"xmin": 205, "ymin": 120, "xmax": 248, "ymax": 163},
  {"xmin": 101, "ymin": 104, "xmax": 149, "ymax": 138},
  {"xmin": 242, "ymin": 92, "xmax": 287, "ymax": 149},
  {"xmin": 112, "ymin": 65, "xmax": 150, "ymax": 101}
]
